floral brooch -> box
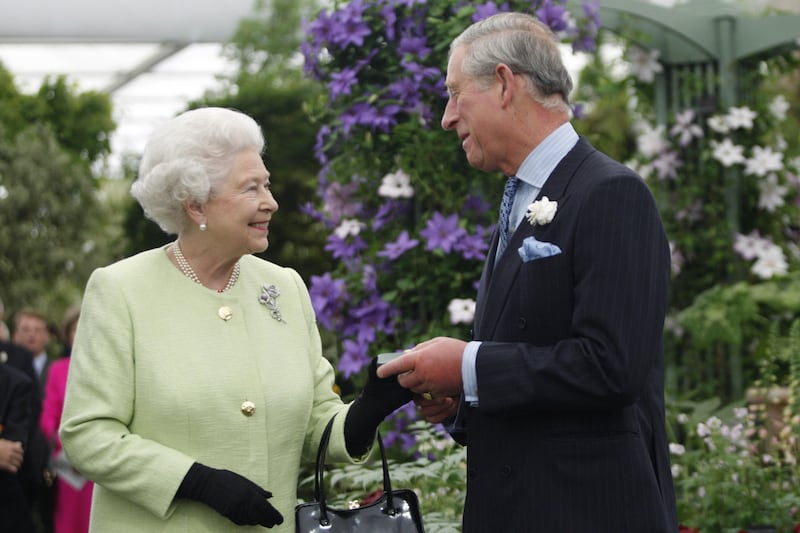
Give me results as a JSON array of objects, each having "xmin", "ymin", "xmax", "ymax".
[
  {"xmin": 259, "ymin": 284, "xmax": 285, "ymax": 323},
  {"xmin": 525, "ymin": 196, "xmax": 558, "ymax": 226}
]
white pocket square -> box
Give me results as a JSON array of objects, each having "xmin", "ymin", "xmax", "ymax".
[{"xmin": 518, "ymin": 236, "xmax": 562, "ymax": 262}]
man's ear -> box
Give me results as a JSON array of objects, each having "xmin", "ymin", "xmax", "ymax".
[{"xmin": 496, "ymin": 63, "xmax": 516, "ymax": 107}]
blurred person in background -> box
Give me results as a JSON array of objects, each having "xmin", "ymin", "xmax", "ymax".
[
  {"xmin": 13, "ymin": 310, "xmax": 52, "ymax": 386},
  {"xmin": 40, "ymin": 306, "xmax": 92, "ymax": 533},
  {"xmin": 0, "ymin": 361, "xmax": 37, "ymax": 532},
  {"xmin": 12, "ymin": 309, "xmax": 54, "ymax": 532}
]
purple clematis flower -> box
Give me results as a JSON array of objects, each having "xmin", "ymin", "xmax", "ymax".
[
  {"xmin": 377, "ymin": 230, "xmax": 420, "ymax": 261},
  {"xmin": 536, "ymin": 0, "xmax": 569, "ymax": 33},
  {"xmin": 325, "ymin": 234, "xmax": 367, "ymax": 260},
  {"xmin": 329, "ymin": 67, "xmax": 360, "ymax": 101},
  {"xmin": 345, "ymin": 293, "xmax": 395, "ymax": 344},
  {"xmin": 388, "ymin": 78, "xmax": 421, "ymax": 106},
  {"xmin": 420, "ymin": 212, "xmax": 465, "ymax": 253},
  {"xmin": 454, "ymin": 230, "xmax": 489, "ymax": 261},
  {"xmin": 314, "ymin": 124, "xmax": 331, "ymax": 164},
  {"xmin": 398, "ymin": 35, "xmax": 431, "ymax": 59},
  {"xmin": 381, "ymin": 4, "xmax": 398, "ymax": 41},
  {"xmin": 473, "ymin": 2, "xmax": 502, "ymax": 22},
  {"xmin": 329, "ymin": 0, "xmax": 372, "ymax": 49},
  {"xmin": 323, "ymin": 180, "xmax": 361, "ymax": 223},
  {"xmin": 309, "ymin": 273, "xmax": 348, "ymax": 329},
  {"xmin": 339, "ymin": 338, "xmax": 370, "ymax": 378},
  {"xmin": 464, "ymin": 194, "xmax": 492, "ymax": 216}
]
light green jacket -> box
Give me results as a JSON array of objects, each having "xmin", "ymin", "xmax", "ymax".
[{"xmin": 61, "ymin": 247, "xmax": 358, "ymax": 532}]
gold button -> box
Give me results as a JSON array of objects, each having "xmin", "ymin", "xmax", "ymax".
[
  {"xmin": 218, "ymin": 306, "xmax": 233, "ymax": 321},
  {"xmin": 241, "ymin": 400, "xmax": 256, "ymax": 416}
]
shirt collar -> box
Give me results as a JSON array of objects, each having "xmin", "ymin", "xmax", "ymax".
[{"xmin": 515, "ymin": 122, "xmax": 579, "ymax": 189}]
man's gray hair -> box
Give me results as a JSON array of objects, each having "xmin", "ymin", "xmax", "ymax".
[{"xmin": 451, "ymin": 12, "xmax": 573, "ymax": 113}]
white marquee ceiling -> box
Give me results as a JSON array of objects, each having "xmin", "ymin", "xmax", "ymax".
[{"xmin": 0, "ymin": 0, "xmax": 256, "ymax": 173}]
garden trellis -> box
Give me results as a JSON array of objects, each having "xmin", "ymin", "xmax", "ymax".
[{"xmin": 591, "ymin": 0, "xmax": 800, "ymax": 400}]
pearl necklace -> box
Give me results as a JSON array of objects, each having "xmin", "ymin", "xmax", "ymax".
[{"xmin": 172, "ymin": 241, "xmax": 240, "ymax": 293}]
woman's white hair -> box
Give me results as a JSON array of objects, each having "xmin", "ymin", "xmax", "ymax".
[
  {"xmin": 451, "ymin": 12, "xmax": 573, "ymax": 113},
  {"xmin": 131, "ymin": 107, "xmax": 265, "ymax": 235}
]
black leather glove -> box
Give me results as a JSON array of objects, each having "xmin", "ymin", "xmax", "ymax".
[
  {"xmin": 344, "ymin": 357, "xmax": 413, "ymax": 456},
  {"xmin": 175, "ymin": 462, "xmax": 284, "ymax": 527}
]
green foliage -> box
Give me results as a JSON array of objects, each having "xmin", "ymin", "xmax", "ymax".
[
  {"xmin": 0, "ymin": 126, "xmax": 104, "ymax": 314},
  {"xmin": 0, "ymin": 62, "xmax": 118, "ymax": 325},
  {"xmin": 224, "ymin": 0, "xmax": 319, "ymax": 85},
  {"xmin": 668, "ymin": 320, "xmax": 800, "ymax": 532},
  {"xmin": 34, "ymin": 76, "xmax": 115, "ymax": 162},
  {"xmin": 573, "ymin": 38, "xmax": 637, "ymax": 162},
  {"xmin": 670, "ymin": 402, "xmax": 800, "ymax": 532},
  {"xmin": 0, "ymin": 64, "xmax": 114, "ymax": 162},
  {"xmin": 671, "ymin": 272, "xmax": 800, "ymax": 400},
  {"xmin": 0, "ymin": 64, "xmax": 28, "ymax": 135}
]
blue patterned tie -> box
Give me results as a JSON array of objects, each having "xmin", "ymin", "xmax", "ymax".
[{"xmin": 496, "ymin": 176, "xmax": 519, "ymax": 260}]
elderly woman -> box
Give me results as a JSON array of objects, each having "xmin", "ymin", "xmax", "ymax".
[{"xmin": 60, "ymin": 107, "xmax": 410, "ymax": 532}]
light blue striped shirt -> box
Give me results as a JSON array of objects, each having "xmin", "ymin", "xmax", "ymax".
[{"xmin": 462, "ymin": 122, "xmax": 579, "ymax": 403}]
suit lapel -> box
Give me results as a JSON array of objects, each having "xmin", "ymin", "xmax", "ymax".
[
  {"xmin": 472, "ymin": 230, "xmax": 498, "ymax": 334},
  {"xmin": 473, "ymin": 137, "xmax": 596, "ymax": 339}
]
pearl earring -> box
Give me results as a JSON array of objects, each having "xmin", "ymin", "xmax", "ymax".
[{"xmin": 199, "ymin": 223, "xmax": 207, "ymax": 231}]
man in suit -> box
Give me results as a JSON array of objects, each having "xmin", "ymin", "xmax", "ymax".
[
  {"xmin": 378, "ymin": 12, "xmax": 678, "ymax": 532},
  {"xmin": 11, "ymin": 310, "xmax": 54, "ymax": 532},
  {"xmin": 12, "ymin": 310, "xmax": 52, "ymax": 386},
  {"xmin": 0, "ymin": 360, "xmax": 37, "ymax": 532}
]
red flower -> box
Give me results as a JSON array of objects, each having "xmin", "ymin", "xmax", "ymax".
[{"xmin": 678, "ymin": 525, "xmax": 699, "ymax": 533}]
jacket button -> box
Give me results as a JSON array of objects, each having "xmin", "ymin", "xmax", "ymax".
[
  {"xmin": 240, "ymin": 400, "xmax": 256, "ymax": 416},
  {"xmin": 518, "ymin": 317, "xmax": 527, "ymax": 329},
  {"xmin": 501, "ymin": 465, "xmax": 512, "ymax": 477}
]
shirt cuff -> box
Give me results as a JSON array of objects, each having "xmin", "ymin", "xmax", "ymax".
[{"xmin": 462, "ymin": 341, "xmax": 481, "ymax": 403}]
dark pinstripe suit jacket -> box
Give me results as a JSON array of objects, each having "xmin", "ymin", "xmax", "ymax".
[{"xmin": 455, "ymin": 137, "xmax": 678, "ymax": 532}]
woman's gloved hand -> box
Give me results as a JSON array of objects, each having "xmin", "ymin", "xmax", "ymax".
[
  {"xmin": 176, "ymin": 462, "xmax": 284, "ymax": 527},
  {"xmin": 344, "ymin": 357, "xmax": 413, "ymax": 456}
]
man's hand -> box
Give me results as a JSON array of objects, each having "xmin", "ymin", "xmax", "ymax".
[
  {"xmin": 415, "ymin": 396, "xmax": 459, "ymax": 424},
  {"xmin": 376, "ymin": 337, "xmax": 466, "ymax": 400},
  {"xmin": 0, "ymin": 439, "xmax": 24, "ymax": 473}
]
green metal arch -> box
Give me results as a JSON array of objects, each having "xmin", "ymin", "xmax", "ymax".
[{"xmin": 589, "ymin": 0, "xmax": 800, "ymax": 64}]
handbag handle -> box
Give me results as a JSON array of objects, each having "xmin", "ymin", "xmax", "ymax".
[{"xmin": 314, "ymin": 414, "xmax": 398, "ymax": 526}]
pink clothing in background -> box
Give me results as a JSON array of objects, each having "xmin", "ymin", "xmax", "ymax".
[{"xmin": 40, "ymin": 357, "xmax": 93, "ymax": 533}]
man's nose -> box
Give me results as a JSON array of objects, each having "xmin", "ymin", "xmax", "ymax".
[{"xmin": 441, "ymin": 98, "xmax": 457, "ymax": 130}]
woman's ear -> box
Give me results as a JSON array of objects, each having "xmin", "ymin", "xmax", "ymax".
[{"xmin": 184, "ymin": 201, "xmax": 206, "ymax": 227}]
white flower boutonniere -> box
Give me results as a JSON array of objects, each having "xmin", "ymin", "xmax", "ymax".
[
  {"xmin": 525, "ymin": 196, "xmax": 558, "ymax": 226},
  {"xmin": 259, "ymin": 284, "xmax": 286, "ymax": 323}
]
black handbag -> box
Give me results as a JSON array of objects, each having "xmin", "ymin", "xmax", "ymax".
[{"xmin": 295, "ymin": 416, "xmax": 425, "ymax": 532}]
